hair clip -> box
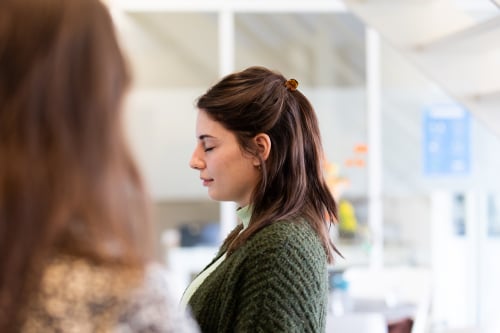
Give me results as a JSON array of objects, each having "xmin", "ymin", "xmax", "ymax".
[{"xmin": 284, "ymin": 78, "xmax": 299, "ymax": 91}]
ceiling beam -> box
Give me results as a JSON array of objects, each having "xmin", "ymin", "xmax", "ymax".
[{"xmin": 110, "ymin": 0, "xmax": 346, "ymax": 13}]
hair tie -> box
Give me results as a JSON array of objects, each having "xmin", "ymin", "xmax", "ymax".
[{"xmin": 284, "ymin": 78, "xmax": 298, "ymax": 91}]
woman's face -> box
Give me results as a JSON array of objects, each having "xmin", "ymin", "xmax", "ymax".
[{"xmin": 190, "ymin": 110, "xmax": 261, "ymax": 207}]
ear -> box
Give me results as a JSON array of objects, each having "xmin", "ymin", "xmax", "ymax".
[{"xmin": 252, "ymin": 133, "xmax": 271, "ymax": 167}]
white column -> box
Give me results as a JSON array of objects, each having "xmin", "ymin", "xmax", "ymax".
[
  {"xmin": 218, "ymin": 6, "xmax": 238, "ymax": 241},
  {"xmin": 366, "ymin": 28, "xmax": 383, "ymax": 269},
  {"xmin": 467, "ymin": 192, "xmax": 480, "ymax": 327},
  {"xmin": 218, "ymin": 7, "xmax": 234, "ymax": 76},
  {"xmin": 431, "ymin": 191, "xmax": 478, "ymax": 329}
]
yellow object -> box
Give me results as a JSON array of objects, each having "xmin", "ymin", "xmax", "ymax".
[{"xmin": 338, "ymin": 199, "xmax": 358, "ymax": 234}]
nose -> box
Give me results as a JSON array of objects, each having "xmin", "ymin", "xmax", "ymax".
[{"xmin": 189, "ymin": 146, "xmax": 205, "ymax": 170}]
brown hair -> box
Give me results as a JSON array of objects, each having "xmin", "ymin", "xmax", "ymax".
[
  {"xmin": 0, "ymin": 0, "xmax": 151, "ymax": 329},
  {"xmin": 196, "ymin": 66, "xmax": 340, "ymax": 263}
]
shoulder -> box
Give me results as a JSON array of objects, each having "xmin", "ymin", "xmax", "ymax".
[
  {"xmin": 233, "ymin": 219, "xmax": 329, "ymax": 314},
  {"xmin": 243, "ymin": 218, "xmax": 326, "ymax": 264},
  {"xmin": 252, "ymin": 218, "xmax": 322, "ymax": 248},
  {"xmin": 29, "ymin": 257, "xmax": 199, "ymax": 333},
  {"xmin": 117, "ymin": 263, "xmax": 200, "ymax": 333}
]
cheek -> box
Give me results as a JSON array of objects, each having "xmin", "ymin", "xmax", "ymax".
[
  {"xmin": 209, "ymin": 155, "xmax": 228, "ymax": 173},
  {"xmin": 217, "ymin": 150, "xmax": 243, "ymax": 170}
]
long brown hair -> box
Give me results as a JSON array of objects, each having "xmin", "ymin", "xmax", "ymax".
[
  {"xmin": 0, "ymin": 0, "xmax": 152, "ymax": 329},
  {"xmin": 196, "ymin": 66, "xmax": 340, "ymax": 263}
]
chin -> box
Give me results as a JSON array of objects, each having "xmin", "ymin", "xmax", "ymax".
[
  {"xmin": 208, "ymin": 192, "xmax": 232, "ymax": 203},
  {"xmin": 207, "ymin": 191, "xmax": 222, "ymax": 202}
]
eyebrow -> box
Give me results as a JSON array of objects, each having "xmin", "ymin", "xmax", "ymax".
[{"xmin": 198, "ymin": 134, "xmax": 216, "ymax": 140}]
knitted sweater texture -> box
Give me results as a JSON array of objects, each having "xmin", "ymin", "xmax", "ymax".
[{"xmin": 188, "ymin": 219, "xmax": 328, "ymax": 333}]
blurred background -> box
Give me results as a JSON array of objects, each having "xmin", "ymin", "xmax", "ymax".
[{"xmin": 108, "ymin": 1, "xmax": 500, "ymax": 332}]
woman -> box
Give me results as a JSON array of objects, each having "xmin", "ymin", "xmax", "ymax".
[
  {"xmin": 0, "ymin": 0, "xmax": 198, "ymax": 332},
  {"xmin": 185, "ymin": 66, "xmax": 340, "ymax": 332}
]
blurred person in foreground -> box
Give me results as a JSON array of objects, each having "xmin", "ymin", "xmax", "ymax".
[
  {"xmin": 184, "ymin": 66, "xmax": 341, "ymax": 333},
  {"xmin": 0, "ymin": 0, "xmax": 199, "ymax": 332}
]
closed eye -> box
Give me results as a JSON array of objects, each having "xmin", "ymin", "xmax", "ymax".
[{"xmin": 204, "ymin": 147, "xmax": 214, "ymax": 152}]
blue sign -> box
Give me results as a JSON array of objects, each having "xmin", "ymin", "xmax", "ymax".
[{"xmin": 422, "ymin": 104, "xmax": 470, "ymax": 176}]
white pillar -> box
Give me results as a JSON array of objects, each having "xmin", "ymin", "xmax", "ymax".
[
  {"xmin": 366, "ymin": 28, "xmax": 383, "ymax": 269},
  {"xmin": 218, "ymin": 7, "xmax": 238, "ymax": 240},
  {"xmin": 218, "ymin": 7, "xmax": 234, "ymax": 76}
]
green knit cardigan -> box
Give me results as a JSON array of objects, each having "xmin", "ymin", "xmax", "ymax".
[{"xmin": 188, "ymin": 219, "xmax": 328, "ymax": 333}]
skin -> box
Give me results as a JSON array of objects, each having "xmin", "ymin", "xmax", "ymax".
[{"xmin": 190, "ymin": 109, "xmax": 270, "ymax": 207}]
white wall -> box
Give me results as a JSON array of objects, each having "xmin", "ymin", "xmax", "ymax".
[{"xmin": 124, "ymin": 88, "xmax": 203, "ymax": 199}]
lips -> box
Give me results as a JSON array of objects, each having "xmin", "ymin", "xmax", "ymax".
[{"xmin": 201, "ymin": 177, "xmax": 213, "ymax": 186}]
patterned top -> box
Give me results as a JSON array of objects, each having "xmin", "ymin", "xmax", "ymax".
[{"xmin": 21, "ymin": 256, "xmax": 200, "ymax": 333}]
